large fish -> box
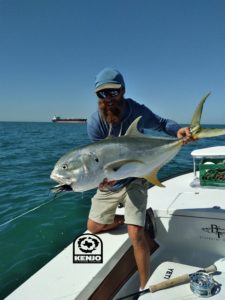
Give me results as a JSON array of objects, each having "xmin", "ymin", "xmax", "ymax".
[{"xmin": 50, "ymin": 93, "xmax": 225, "ymax": 192}]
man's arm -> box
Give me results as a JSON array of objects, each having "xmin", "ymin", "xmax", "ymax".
[
  {"xmin": 140, "ymin": 104, "xmax": 180, "ymax": 137},
  {"xmin": 140, "ymin": 103, "xmax": 194, "ymax": 143}
]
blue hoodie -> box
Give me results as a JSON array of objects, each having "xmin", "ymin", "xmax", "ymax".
[{"xmin": 87, "ymin": 98, "xmax": 181, "ymax": 190}]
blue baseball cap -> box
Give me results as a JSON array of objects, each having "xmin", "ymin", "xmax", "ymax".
[{"xmin": 95, "ymin": 68, "xmax": 125, "ymax": 92}]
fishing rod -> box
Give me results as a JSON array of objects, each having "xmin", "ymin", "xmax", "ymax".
[{"xmin": 115, "ymin": 258, "xmax": 225, "ymax": 300}]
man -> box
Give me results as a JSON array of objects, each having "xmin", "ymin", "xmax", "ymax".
[{"xmin": 87, "ymin": 68, "xmax": 192, "ymax": 289}]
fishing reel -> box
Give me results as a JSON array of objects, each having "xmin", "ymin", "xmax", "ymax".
[{"xmin": 190, "ymin": 272, "xmax": 219, "ymax": 297}]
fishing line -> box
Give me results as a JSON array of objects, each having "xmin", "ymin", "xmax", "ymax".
[{"xmin": 0, "ymin": 193, "xmax": 58, "ymax": 228}]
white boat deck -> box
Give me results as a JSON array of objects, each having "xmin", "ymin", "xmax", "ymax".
[
  {"xmin": 114, "ymin": 171, "xmax": 225, "ymax": 300},
  {"xmin": 137, "ymin": 163, "xmax": 225, "ymax": 300},
  {"xmin": 148, "ymin": 172, "xmax": 225, "ymax": 218}
]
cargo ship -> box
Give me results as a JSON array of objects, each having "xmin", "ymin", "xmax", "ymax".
[{"xmin": 52, "ymin": 116, "xmax": 87, "ymax": 123}]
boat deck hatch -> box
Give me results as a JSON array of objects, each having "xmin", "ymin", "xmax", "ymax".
[{"xmin": 167, "ymin": 190, "xmax": 225, "ymax": 219}]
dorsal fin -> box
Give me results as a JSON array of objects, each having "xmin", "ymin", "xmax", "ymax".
[{"xmin": 125, "ymin": 116, "xmax": 144, "ymax": 137}]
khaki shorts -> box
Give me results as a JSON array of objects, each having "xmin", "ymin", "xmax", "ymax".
[{"xmin": 88, "ymin": 178, "xmax": 148, "ymax": 227}]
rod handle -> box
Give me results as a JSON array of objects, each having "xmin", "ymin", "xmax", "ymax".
[
  {"xmin": 149, "ymin": 264, "xmax": 217, "ymax": 293},
  {"xmin": 150, "ymin": 273, "xmax": 189, "ymax": 293}
]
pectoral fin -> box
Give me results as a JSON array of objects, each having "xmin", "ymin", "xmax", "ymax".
[
  {"xmin": 104, "ymin": 159, "xmax": 144, "ymax": 179},
  {"xmin": 143, "ymin": 167, "xmax": 165, "ymax": 187}
]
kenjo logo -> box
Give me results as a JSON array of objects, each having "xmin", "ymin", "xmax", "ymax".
[{"xmin": 73, "ymin": 233, "xmax": 103, "ymax": 263}]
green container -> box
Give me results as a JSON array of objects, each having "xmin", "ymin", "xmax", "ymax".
[{"xmin": 199, "ymin": 158, "xmax": 225, "ymax": 187}]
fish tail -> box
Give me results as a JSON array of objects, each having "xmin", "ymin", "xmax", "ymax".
[{"xmin": 190, "ymin": 92, "xmax": 225, "ymax": 139}]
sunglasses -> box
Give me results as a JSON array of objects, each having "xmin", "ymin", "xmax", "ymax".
[{"xmin": 96, "ymin": 89, "xmax": 121, "ymax": 99}]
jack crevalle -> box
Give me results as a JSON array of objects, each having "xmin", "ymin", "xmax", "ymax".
[{"xmin": 50, "ymin": 93, "xmax": 225, "ymax": 192}]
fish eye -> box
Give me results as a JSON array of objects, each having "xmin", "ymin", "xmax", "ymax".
[
  {"xmin": 95, "ymin": 158, "xmax": 99, "ymax": 163},
  {"xmin": 62, "ymin": 164, "xmax": 68, "ymax": 170}
]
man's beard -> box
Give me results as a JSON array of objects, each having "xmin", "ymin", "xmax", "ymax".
[{"xmin": 98, "ymin": 99, "xmax": 124, "ymax": 124}]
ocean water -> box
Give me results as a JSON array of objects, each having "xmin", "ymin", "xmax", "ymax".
[{"xmin": 0, "ymin": 122, "xmax": 225, "ymax": 298}]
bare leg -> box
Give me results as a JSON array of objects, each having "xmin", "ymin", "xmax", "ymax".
[
  {"xmin": 128, "ymin": 224, "xmax": 150, "ymax": 289},
  {"xmin": 87, "ymin": 215, "xmax": 124, "ymax": 234}
]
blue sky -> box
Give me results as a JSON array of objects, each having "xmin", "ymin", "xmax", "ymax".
[{"xmin": 0, "ymin": 0, "xmax": 225, "ymax": 123}]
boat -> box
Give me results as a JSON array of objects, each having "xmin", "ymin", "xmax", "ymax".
[
  {"xmin": 5, "ymin": 146, "xmax": 225, "ymax": 300},
  {"xmin": 52, "ymin": 116, "xmax": 87, "ymax": 123}
]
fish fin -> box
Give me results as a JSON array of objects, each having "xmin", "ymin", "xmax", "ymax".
[
  {"xmin": 190, "ymin": 92, "xmax": 211, "ymax": 131},
  {"xmin": 104, "ymin": 159, "xmax": 144, "ymax": 178},
  {"xmin": 125, "ymin": 116, "xmax": 144, "ymax": 137},
  {"xmin": 143, "ymin": 167, "xmax": 165, "ymax": 187},
  {"xmin": 190, "ymin": 92, "xmax": 225, "ymax": 139},
  {"xmin": 195, "ymin": 128, "xmax": 225, "ymax": 139}
]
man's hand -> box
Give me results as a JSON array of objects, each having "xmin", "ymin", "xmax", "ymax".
[
  {"xmin": 99, "ymin": 178, "xmax": 117, "ymax": 191},
  {"xmin": 177, "ymin": 127, "xmax": 195, "ymax": 144}
]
